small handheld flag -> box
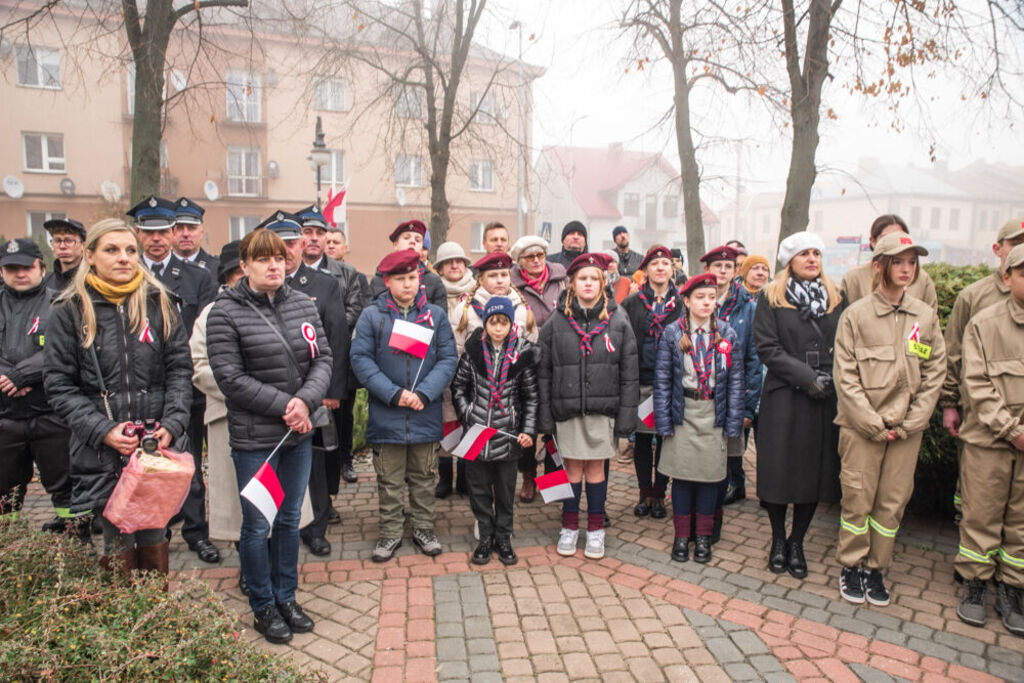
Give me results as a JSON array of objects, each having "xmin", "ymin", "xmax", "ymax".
[
  {"xmin": 389, "ymin": 319, "xmax": 434, "ymax": 359},
  {"xmin": 240, "ymin": 462, "xmax": 284, "ymax": 525},
  {"xmin": 542, "ymin": 435, "xmax": 563, "ymax": 468},
  {"xmin": 536, "ymin": 468, "xmax": 574, "ymax": 503},
  {"xmin": 441, "ymin": 420, "xmax": 464, "ymax": 452},
  {"xmin": 638, "ymin": 395, "xmax": 656, "ymax": 429},
  {"xmin": 451, "ymin": 424, "xmax": 499, "ymax": 461}
]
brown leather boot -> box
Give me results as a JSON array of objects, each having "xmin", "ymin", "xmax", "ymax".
[
  {"xmin": 519, "ymin": 473, "xmax": 536, "ymax": 503},
  {"xmin": 137, "ymin": 541, "xmax": 170, "ymax": 590},
  {"xmin": 99, "ymin": 548, "xmax": 137, "ymax": 580}
]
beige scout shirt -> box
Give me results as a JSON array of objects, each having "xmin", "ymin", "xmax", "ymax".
[
  {"xmin": 939, "ymin": 271, "xmax": 1011, "ymax": 408},
  {"xmin": 833, "ymin": 290, "xmax": 946, "ymax": 441},
  {"xmin": 958, "ymin": 297, "xmax": 1024, "ymax": 450},
  {"xmin": 840, "ymin": 261, "xmax": 938, "ymax": 311}
]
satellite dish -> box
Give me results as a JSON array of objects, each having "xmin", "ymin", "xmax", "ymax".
[
  {"xmin": 100, "ymin": 180, "xmax": 122, "ymax": 203},
  {"xmin": 60, "ymin": 178, "xmax": 76, "ymax": 196},
  {"xmin": 3, "ymin": 175, "xmax": 24, "ymax": 199},
  {"xmin": 267, "ymin": 160, "xmax": 279, "ymax": 179},
  {"xmin": 170, "ymin": 70, "xmax": 187, "ymax": 92},
  {"xmin": 395, "ymin": 187, "xmax": 406, "ymax": 207},
  {"xmin": 203, "ymin": 180, "xmax": 220, "ymax": 201}
]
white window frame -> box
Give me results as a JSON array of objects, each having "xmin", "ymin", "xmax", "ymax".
[
  {"xmin": 468, "ymin": 159, "xmax": 494, "ymax": 192},
  {"xmin": 23, "ymin": 132, "xmax": 66, "ymax": 173},
  {"xmin": 227, "ymin": 146, "xmax": 261, "ymax": 196},
  {"xmin": 662, "ymin": 194, "xmax": 678, "ymax": 218},
  {"xmin": 314, "ymin": 77, "xmax": 347, "ymax": 112},
  {"xmin": 229, "ymin": 215, "xmax": 263, "ymax": 241},
  {"xmin": 470, "ymin": 90, "xmax": 496, "ymax": 124},
  {"xmin": 226, "ymin": 70, "xmax": 261, "ymax": 123},
  {"xmin": 16, "ymin": 45, "xmax": 61, "ymax": 89},
  {"xmin": 324, "ymin": 150, "xmax": 345, "ymax": 187},
  {"xmin": 27, "ymin": 211, "xmax": 66, "ymax": 238},
  {"xmin": 395, "ymin": 154, "xmax": 424, "ymax": 187},
  {"xmin": 395, "ymin": 84, "xmax": 423, "ymax": 119},
  {"xmin": 469, "ymin": 221, "xmax": 486, "ymax": 253},
  {"xmin": 623, "ymin": 193, "xmax": 639, "ymax": 217}
]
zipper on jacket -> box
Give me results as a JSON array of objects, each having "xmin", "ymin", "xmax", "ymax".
[{"xmin": 117, "ymin": 303, "xmax": 134, "ymax": 420}]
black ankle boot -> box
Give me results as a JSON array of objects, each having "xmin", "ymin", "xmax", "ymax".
[
  {"xmin": 634, "ymin": 497, "xmax": 651, "ymax": 517},
  {"xmin": 768, "ymin": 537, "xmax": 787, "ymax": 574},
  {"xmin": 435, "ymin": 457, "xmax": 453, "ymax": 499},
  {"xmin": 693, "ymin": 536, "xmax": 712, "ymax": 563},
  {"xmin": 671, "ymin": 537, "xmax": 690, "ymax": 562},
  {"xmin": 650, "ymin": 499, "xmax": 667, "ymax": 519},
  {"xmin": 787, "ymin": 539, "xmax": 807, "ymax": 579}
]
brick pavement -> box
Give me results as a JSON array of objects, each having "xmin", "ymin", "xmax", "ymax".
[{"xmin": 19, "ymin": 447, "xmax": 1024, "ymax": 681}]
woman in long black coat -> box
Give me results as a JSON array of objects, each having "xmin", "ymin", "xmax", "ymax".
[{"xmin": 753, "ymin": 232, "xmax": 846, "ymax": 581}]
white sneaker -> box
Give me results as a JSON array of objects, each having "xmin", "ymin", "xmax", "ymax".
[
  {"xmin": 556, "ymin": 527, "xmax": 579, "ymax": 556},
  {"xmin": 584, "ymin": 529, "xmax": 606, "ymax": 559}
]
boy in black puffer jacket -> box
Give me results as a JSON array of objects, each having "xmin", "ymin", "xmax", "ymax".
[{"xmin": 451, "ymin": 297, "xmax": 538, "ymax": 566}]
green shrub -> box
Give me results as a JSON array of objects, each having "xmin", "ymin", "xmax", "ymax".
[
  {"xmin": 0, "ymin": 521, "xmax": 322, "ymax": 681},
  {"xmin": 352, "ymin": 388, "xmax": 368, "ymax": 453}
]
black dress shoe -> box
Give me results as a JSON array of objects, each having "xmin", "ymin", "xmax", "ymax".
[
  {"xmin": 41, "ymin": 516, "xmax": 65, "ymax": 533},
  {"xmin": 495, "ymin": 537, "xmax": 518, "ymax": 566},
  {"xmin": 340, "ymin": 462, "xmax": 358, "ymax": 483},
  {"xmin": 304, "ymin": 537, "xmax": 331, "ymax": 557},
  {"xmin": 434, "ymin": 477, "xmax": 453, "ymax": 499},
  {"xmin": 472, "ymin": 537, "xmax": 494, "ymax": 565},
  {"xmin": 277, "ymin": 601, "xmax": 315, "ymax": 633},
  {"xmin": 768, "ymin": 537, "xmax": 787, "ymax": 574},
  {"xmin": 254, "ymin": 605, "xmax": 292, "ymax": 644},
  {"xmin": 650, "ymin": 499, "xmax": 667, "ymax": 519},
  {"xmin": 693, "ymin": 536, "xmax": 712, "ymax": 563},
  {"xmin": 634, "ymin": 498, "xmax": 651, "ymax": 517},
  {"xmin": 327, "ymin": 507, "xmax": 341, "ymax": 525},
  {"xmin": 723, "ymin": 484, "xmax": 746, "ymax": 505},
  {"xmin": 787, "ymin": 539, "xmax": 807, "ymax": 579},
  {"xmin": 190, "ymin": 539, "xmax": 221, "ymax": 564},
  {"xmin": 238, "ymin": 572, "xmax": 250, "ymax": 596},
  {"xmin": 671, "ymin": 537, "xmax": 690, "ymax": 563}
]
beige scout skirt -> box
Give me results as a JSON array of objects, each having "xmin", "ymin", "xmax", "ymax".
[
  {"xmin": 636, "ymin": 384, "xmax": 656, "ymax": 435},
  {"xmin": 657, "ymin": 397, "xmax": 726, "ymax": 483},
  {"xmin": 555, "ymin": 414, "xmax": 616, "ymax": 461}
]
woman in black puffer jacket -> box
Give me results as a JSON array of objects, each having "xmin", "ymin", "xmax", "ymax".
[{"xmin": 45, "ymin": 218, "xmax": 193, "ymax": 578}]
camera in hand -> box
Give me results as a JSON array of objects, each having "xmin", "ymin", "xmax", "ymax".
[{"xmin": 123, "ymin": 419, "xmax": 161, "ymax": 454}]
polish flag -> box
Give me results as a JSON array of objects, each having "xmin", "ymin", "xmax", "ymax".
[
  {"xmin": 441, "ymin": 420, "xmax": 464, "ymax": 452},
  {"xmin": 638, "ymin": 395, "xmax": 656, "ymax": 429},
  {"xmin": 542, "ymin": 435, "xmax": 563, "ymax": 467},
  {"xmin": 536, "ymin": 468, "xmax": 574, "ymax": 503},
  {"xmin": 240, "ymin": 462, "xmax": 284, "ymax": 525},
  {"xmin": 389, "ymin": 319, "xmax": 434, "ymax": 358},
  {"xmin": 324, "ymin": 186, "xmax": 346, "ymax": 228},
  {"xmin": 451, "ymin": 425, "xmax": 497, "ymax": 461}
]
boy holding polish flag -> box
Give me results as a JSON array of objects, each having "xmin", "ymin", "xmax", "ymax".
[{"xmin": 451, "ymin": 297, "xmax": 539, "ymax": 567}]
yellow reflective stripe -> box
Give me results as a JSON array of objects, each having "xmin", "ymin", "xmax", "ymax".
[
  {"xmin": 55, "ymin": 507, "xmax": 74, "ymax": 519},
  {"xmin": 998, "ymin": 548, "xmax": 1024, "ymax": 568},
  {"xmin": 953, "ymin": 494, "xmax": 962, "ymax": 505},
  {"xmin": 958, "ymin": 545, "xmax": 997, "ymax": 564},
  {"xmin": 0, "ymin": 511, "xmax": 19, "ymax": 521},
  {"xmin": 841, "ymin": 517, "xmax": 869, "ymax": 535},
  {"xmin": 868, "ymin": 516, "xmax": 898, "ymax": 538}
]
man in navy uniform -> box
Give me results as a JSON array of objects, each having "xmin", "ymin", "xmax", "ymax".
[
  {"xmin": 43, "ymin": 217, "xmax": 86, "ymax": 292},
  {"xmin": 173, "ymin": 197, "xmax": 220, "ymax": 274},
  {"xmin": 127, "ymin": 195, "xmax": 220, "ymax": 564}
]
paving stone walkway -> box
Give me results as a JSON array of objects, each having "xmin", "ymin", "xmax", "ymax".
[{"xmin": 20, "ymin": 448, "xmax": 1024, "ymax": 681}]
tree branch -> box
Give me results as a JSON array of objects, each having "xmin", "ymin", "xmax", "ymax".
[{"xmin": 174, "ymin": 0, "xmax": 248, "ymax": 21}]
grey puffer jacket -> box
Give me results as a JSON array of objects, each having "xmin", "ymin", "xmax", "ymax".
[
  {"xmin": 206, "ymin": 278, "xmax": 333, "ymax": 451},
  {"xmin": 451, "ymin": 329, "xmax": 539, "ymax": 462}
]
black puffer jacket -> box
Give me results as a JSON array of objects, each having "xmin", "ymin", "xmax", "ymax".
[
  {"xmin": 621, "ymin": 283, "xmax": 683, "ymax": 385},
  {"xmin": 206, "ymin": 278, "xmax": 333, "ymax": 451},
  {"xmin": 44, "ymin": 286, "xmax": 193, "ymax": 513},
  {"xmin": 0, "ymin": 281, "xmax": 57, "ymax": 418},
  {"xmin": 537, "ymin": 293, "xmax": 640, "ymax": 436},
  {"xmin": 451, "ymin": 329, "xmax": 539, "ymax": 462}
]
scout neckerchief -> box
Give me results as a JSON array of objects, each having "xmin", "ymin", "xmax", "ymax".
[
  {"xmin": 716, "ymin": 278, "xmax": 746, "ymax": 323},
  {"xmin": 638, "ymin": 281, "xmax": 677, "ymax": 344},
  {"xmin": 482, "ymin": 327, "xmax": 519, "ymax": 415},
  {"xmin": 566, "ymin": 298, "xmax": 610, "ymax": 356},
  {"xmin": 680, "ymin": 315, "xmax": 715, "ymax": 399}
]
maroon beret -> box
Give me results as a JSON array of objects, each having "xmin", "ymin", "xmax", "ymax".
[
  {"xmin": 699, "ymin": 245, "xmax": 740, "ymax": 264},
  {"xmin": 388, "ymin": 219, "xmax": 427, "ymax": 243},
  {"xmin": 679, "ymin": 272, "xmax": 718, "ymax": 297},
  {"xmin": 378, "ymin": 249, "xmax": 421, "ymax": 276},
  {"xmin": 472, "ymin": 251, "xmax": 513, "ymax": 272},
  {"xmin": 566, "ymin": 252, "xmax": 612, "ymax": 276},
  {"xmin": 639, "ymin": 245, "xmax": 673, "ymax": 271}
]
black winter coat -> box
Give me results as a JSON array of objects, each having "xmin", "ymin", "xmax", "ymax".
[
  {"xmin": 44, "ymin": 286, "xmax": 194, "ymax": 513},
  {"xmin": 621, "ymin": 284, "xmax": 683, "ymax": 385},
  {"xmin": 451, "ymin": 329, "xmax": 539, "ymax": 462},
  {"xmin": 206, "ymin": 278, "xmax": 333, "ymax": 451},
  {"xmin": 753, "ymin": 290, "xmax": 846, "ymax": 504},
  {"xmin": 537, "ymin": 294, "xmax": 640, "ymax": 436},
  {"xmin": 0, "ymin": 281, "xmax": 57, "ymax": 418}
]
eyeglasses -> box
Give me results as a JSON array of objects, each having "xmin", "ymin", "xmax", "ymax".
[
  {"xmin": 51, "ymin": 238, "xmax": 81, "ymax": 246},
  {"xmin": 521, "ymin": 252, "xmax": 545, "ymax": 261}
]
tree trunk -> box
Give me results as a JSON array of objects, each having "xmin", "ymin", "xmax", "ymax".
[
  {"xmin": 779, "ymin": 100, "xmax": 820, "ymax": 245},
  {"xmin": 127, "ymin": 0, "xmax": 174, "ymax": 203},
  {"xmin": 673, "ymin": 69, "xmax": 704, "ymax": 275}
]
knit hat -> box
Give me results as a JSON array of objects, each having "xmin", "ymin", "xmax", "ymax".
[
  {"xmin": 562, "ymin": 220, "xmax": 587, "ymax": 242},
  {"xmin": 434, "ymin": 241, "xmax": 471, "ymax": 268},
  {"xmin": 510, "ymin": 235, "xmax": 549, "ymax": 261},
  {"xmin": 612, "ymin": 225, "xmax": 628, "ymax": 238},
  {"xmin": 482, "ymin": 296, "xmax": 515, "ymax": 325},
  {"xmin": 739, "ymin": 254, "xmax": 770, "ymax": 281},
  {"xmin": 777, "ymin": 231, "xmax": 826, "ymax": 268}
]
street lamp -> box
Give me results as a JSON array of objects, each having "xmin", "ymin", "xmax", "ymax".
[
  {"xmin": 307, "ymin": 115, "xmax": 331, "ymax": 206},
  {"xmin": 509, "ymin": 20, "xmax": 524, "ymax": 240}
]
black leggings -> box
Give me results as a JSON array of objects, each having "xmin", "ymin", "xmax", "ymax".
[
  {"xmin": 762, "ymin": 502, "xmax": 818, "ymax": 544},
  {"xmin": 633, "ymin": 433, "xmax": 668, "ymax": 498}
]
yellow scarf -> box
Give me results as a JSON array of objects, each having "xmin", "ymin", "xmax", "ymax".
[{"xmin": 86, "ymin": 269, "xmax": 145, "ymax": 304}]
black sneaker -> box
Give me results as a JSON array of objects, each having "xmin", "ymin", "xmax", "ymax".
[
  {"xmin": 277, "ymin": 601, "xmax": 315, "ymax": 633},
  {"xmin": 495, "ymin": 537, "xmax": 517, "ymax": 566},
  {"xmin": 839, "ymin": 567, "xmax": 865, "ymax": 604},
  {"xmin": 863, "ymin": 569, "xmax": 890, "ymax": 607},
  {"xmin": 254, "ymin": 605, "xmax": 292, "ymax": 644},
  {"xmin": 957, "ymin": 578, "xmax": 988, "ymax": 627},
  {"xmin": 472, "ymin": 537, "xmax": 494, "ymax": 565}
]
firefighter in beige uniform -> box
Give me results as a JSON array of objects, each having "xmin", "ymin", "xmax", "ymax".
[
  {"xmin": 954, "ymin": 242, "xmax": 1024, "ymax": 637},
  {"xmin": 833, "ymin": 233, "xmax": 946, "ymax": 606}
]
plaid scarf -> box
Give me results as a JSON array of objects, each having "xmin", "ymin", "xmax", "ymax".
[
  {"xmin": 785, "ymin": 277, "xmax": 828, "ymax": 320},
  {"xmin": 716, "ymin": 279, "xmax": 747, "ymax": 323},
  {"xmin": 482, "ymin": 328, "xmax": 519, "ymax": 415},
  {"xmin": 639, "ymin": 283, "xmax": 677, "ymax": 344},
  {"xmin": 566, "ymin": 301, "xmax": 611, "ymax": 356},
  {"xmin": 385, "ymin": 286, "xmax": 433, "ymax": 352}
]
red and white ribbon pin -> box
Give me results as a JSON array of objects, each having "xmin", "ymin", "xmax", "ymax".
[
  {"xmin": 301, "ymin": 322, "xmax": 320, "ymax": 358},
  {"xmin": 907, "ymin": 322, "xmax": 921, "ymax": 342},
  {"xmin": 604, "ymin": 333, "xmax": 616, "ymax": 353},
  {"xmin": 139, "ymin": 320, "xmax": 154, "ymax": 343},
  {"xmin": 27, "ymin": 317, "xmax": 40, "ymax": 335}
]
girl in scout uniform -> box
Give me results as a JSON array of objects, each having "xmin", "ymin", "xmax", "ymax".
[
  {"xmin": 833, "ymin": 232, "xmax": 946, "ymax": 606},
  {"xmin": 653, "ymin": 273, "xmax": 745, "ymax": 564}
]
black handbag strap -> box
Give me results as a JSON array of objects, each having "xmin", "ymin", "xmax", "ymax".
[
  {"xmin": 88, "ymin": 344, "xmax": 115, "ymax": 421},
  {"xmin": 244, "ymin": 300, "xmax": 302, "ymax": 373}
]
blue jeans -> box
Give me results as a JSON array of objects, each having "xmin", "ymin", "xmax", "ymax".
[{"xmin": 232, "ymin": 438, "xmax": 312, "ymax": 613}]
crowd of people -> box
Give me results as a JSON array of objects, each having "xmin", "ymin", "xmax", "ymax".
[{"xmin": 2, "ymin": 201, "xmax": 1024, "ymax": 645}]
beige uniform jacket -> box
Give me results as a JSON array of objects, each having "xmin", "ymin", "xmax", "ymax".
[
  {"xmin": 834, "ymin": 290, "xmax": 946, "ymax": 441},
  {"xmin": 190, "ymin": 302, "xmax": 226, "ymax": 425},
  {"xmin": 958, "ymin": 298, "xmax": 1024, "ymax": 450},
  {"xmin": 840, "ymin": 262, "xmax": 938, "ymax": 311},
  {"xmin": 939, "ymin": 272, "xmax": 1010, "ymax": 408}
]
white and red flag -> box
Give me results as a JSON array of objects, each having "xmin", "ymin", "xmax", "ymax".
[
  {"xmin": 451, "ymin": 424, "xmax": 498, "ymax": 461},
  {"xmin": 535, "ymin": 468, "xmax": 574, "ymax": 503},
  {"xmin": 542, "ymin": 435, "xmax": 563, "ymax": 467},
  {"xmin": 324, "ymin": 186, "xmax": 346, "ymax": 228},
  {"xmin": 240, "ymin": 462, "xmax": 284, "ymax": 525},
  {"xmin": 388, "ymin": 319, "xmax": 434, "ymax": 358},
  {"xmin": 638, "ymin": 395, "xmax": 656, "ymax": 429},
  {"xmin": 441, "ymin": 420, "xmax": 464, "ymax": 452}
]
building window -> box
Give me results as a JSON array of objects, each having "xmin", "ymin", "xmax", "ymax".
[
  {"xmin": 623, "ymin": 193, "xmax": 639, "ymax": 217},
  {"xmin": 226, "ymin": 70, "xmax": 261, "ymax": 122},
  {"xmin": 314, "ymin": 78, "xmax": 347, "ymax": 112},
  {"xmin": 470, "ymin": 91, "xmax": 496, "ymax": 124},
  {"xmin": 978, "ymin": 209, "xmax": 988, "ymax": 231},
  {"xmin": 396, "ymin": 154, "xmax": 423, "ymax": 187},
  {"xmin": 324, "ymin": 150, "xmax": 345, "ymax": 187},
  {"xmin": 662, "ymin": 194, "xmax": 678, "ymax": 218},
  {"xmin": 23, "ymin": 133, "xmax": 65, "ymax": 172},
  {"xmin": 814, "ymin": 210, "xmax": 824, "ymax": 231},
  {"xmin": 470, "ymin": 221, "xmax": 486, "ymax": 253},
  {"xmin": 645, "ymin": 194, "xmax": 657, "ymax": 230},
  {"xmin": 229, "ymin": 215, "xmax": 262, "ymax": 241},
  {"xmin": 16, "ymin": 45, "xmax": 61, "ymax": 89},
  {"xmin": 929, "ymin": 207, "xmax": 941, "ymax": 231},
  {"xmin": 910, "ymin": 206, "xmax": 922, "ymax": 229},
  {"xmin": 27, "ymin": 211, "xmax": 66, "ymax": 237},
  {"xmin": 395, "ymin": 85, "xmax": 423, "ymax": 119},
  {"xmin": 227, "ymin": 146, "xmax": 261, "ymax": 196},
  {"xmin": 468, "ymin": 160, "xmax": 494, "ymax": 192},
  {"xmin": 949, "ymin": 208, "xmax": 960, "ymax": 232}
]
